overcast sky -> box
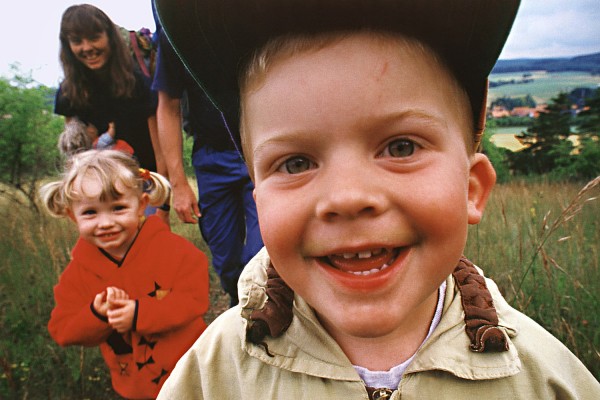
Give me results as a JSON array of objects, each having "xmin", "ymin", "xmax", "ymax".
[{"xmin": 1, "ymin": 0, "xmax": 599, "ymax": 87}]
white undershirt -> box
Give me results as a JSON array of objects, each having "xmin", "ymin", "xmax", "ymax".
[{"xmin": 353, "ymin": 281, "xmax": 446, "ymax": 389}]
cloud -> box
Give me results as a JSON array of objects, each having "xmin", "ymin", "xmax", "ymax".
[{"xmin": 500, "ymin": 0, "xmax": 600, "ymax": 59}]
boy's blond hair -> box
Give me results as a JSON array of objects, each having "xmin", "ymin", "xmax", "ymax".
[{"xmin": 40, "ymin": 150, "xmax": 170, "ymax": 217}]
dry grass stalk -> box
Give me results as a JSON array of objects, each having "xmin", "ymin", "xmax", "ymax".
[{"xmin": 513, "ymin": 176, "xmax": 600, "ymax": 298}]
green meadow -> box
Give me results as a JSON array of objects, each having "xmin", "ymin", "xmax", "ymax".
[
  {"xmin": 465, "ymin": 178, "xmax": 600, "ymax": 378},
  {"xmin": 1, "ymin": 177, "xmax": 598, "ymax": 398},
  {"xmin": 488, "ymin": 70, "xmax": 600, "ymax": 105}
]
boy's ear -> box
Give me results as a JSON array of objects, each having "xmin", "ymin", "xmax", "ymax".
[{"xmin": 467, "ymin": 153, "xmax": 496, "ymax": 225}]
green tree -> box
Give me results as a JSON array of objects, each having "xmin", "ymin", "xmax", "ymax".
[
  {"xmin": 565, "ymin": 88, "xmax": 600, "ymax": 180},
  {"xmin": 576, "ymin": 88, "xmax": 600, "ymax": 134},
  {"xmin": 552, "ymin": 136, "xmax": 600, "ymax": 180},
  {"xmin": 509, "ymin": 92, "xmax": 573, "ymax": 175},
  {"xmin": 0, "ymin": 66, "xmax": 63, "ymax": 209},
  {"xmin": 490, "ymin": 94, "xmax": 536, "ymax": 111}
]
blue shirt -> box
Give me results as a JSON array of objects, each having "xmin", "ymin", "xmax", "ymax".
[{"xmin": 152, "ymin": 32, "xmax": 239, "ymax": 152}]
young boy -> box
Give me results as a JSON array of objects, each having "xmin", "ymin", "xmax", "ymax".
[{"xmin": 155, "ymin": 0, "xmax": 600, "ymax": 398}]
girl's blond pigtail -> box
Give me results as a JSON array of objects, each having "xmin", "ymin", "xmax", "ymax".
[
  {"xmin": 39, "ymin": 181, "xmax": 69, "ymax": 218},
  {"xmin": 145, "ymin": 171, "xmax": 172, "ymax": 207}
]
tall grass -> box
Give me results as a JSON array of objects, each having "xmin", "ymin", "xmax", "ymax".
[
  {"xmin": 0, "ymin": 178, "xmax": 598, "ymax": 398},
  {"xmin": 466, "ymin": 177, "xmax": 600, "ymax": 377},
  {"xmin": 0, "ymin": 193, "xmax": 118, "ymax": 399}
]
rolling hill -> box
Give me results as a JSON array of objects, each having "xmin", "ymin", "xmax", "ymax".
[{"xmin": 492, "ymin": 52, "xmax": 600, "ymax": 74}]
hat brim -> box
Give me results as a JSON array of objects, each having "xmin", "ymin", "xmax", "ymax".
[{"xmin": 156, "ymin": 0, "xmax": 519, "ymax": 143}]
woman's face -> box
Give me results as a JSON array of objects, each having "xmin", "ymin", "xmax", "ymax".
[{"xmin": 68, "ymin": 31, "xmax": 111, "ymax": 71}]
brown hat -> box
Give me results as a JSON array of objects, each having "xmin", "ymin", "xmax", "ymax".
[{"xmin": 155, "ymin": 0, "xmax": 520, "ymax": 150}]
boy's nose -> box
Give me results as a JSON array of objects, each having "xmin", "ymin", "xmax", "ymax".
[{"xmin": 315, "ymin": 169, "xmax": 388, "ymax": 221}]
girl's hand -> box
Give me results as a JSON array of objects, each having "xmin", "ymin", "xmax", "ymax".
[
  {"xmin": 107, "ymin": 299, "xmax": 136, "ymax": 333},
  {"xmin": 106, "ymin": 286, "xmax": 129, "ymax": 309},
  {"xmin": 92, "ymin": 290, "xmax": 109, "ymax": 317}
]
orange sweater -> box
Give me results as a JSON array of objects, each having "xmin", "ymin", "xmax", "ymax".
[{"xmin": 49, "ymin": 216, "xmax": 209, "ymax": 399}]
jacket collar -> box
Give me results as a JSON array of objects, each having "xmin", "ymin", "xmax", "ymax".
[{"xmin": 405, "ymin": 272, "xmax": 521, "ymax": 380}]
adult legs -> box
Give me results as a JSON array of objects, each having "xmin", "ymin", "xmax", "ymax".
[{"xmin": 193, "ymin": 147, "xmax": 263, "ymax": 306}]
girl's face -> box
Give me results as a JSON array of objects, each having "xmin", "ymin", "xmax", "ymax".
[
  {"xmin": 68, "ymin": 31, "xmax": 111, "ymax": 71},
  {"xmin": 68, "ymin": 176, "xmax": 148, "ymax": 260}
]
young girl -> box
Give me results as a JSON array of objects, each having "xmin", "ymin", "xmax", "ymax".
[{"xmin": 40, "ymin": 150, "xmax": 209, "ymax": 399}]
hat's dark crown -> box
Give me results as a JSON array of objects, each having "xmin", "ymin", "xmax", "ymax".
[{"xmin": 156, "ymin": 0, "xmax": 520, "ymax": 148}]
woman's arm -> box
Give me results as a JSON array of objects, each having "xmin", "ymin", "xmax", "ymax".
[
  {"xmin": 147, "ymin": 115, "xmax": 166, "ymax": 176},
  {"xmin": 147, "ymin": 115, "xmax": 171, "ymax": 225}
]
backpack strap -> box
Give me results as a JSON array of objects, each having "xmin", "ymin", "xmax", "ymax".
[
  {"xmin": 246, "ymin": 263, "xmax": 294, "ymax": 355},
  {"xmin": 129, "ymin": 31, "xmax": 150, "ymax": 78},
  {"xmin": 452, "ymin": 257, "xmax": 509, "ymax": 352}
]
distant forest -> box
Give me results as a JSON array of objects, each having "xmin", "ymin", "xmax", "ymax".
[{"xmin": 492, "ymin": 52, "xmax": 600, "ymax": 74}]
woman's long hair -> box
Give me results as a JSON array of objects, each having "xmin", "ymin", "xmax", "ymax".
[{"xmin": 59, "ymin": 4, "xmax": 135, "ymax": 109}]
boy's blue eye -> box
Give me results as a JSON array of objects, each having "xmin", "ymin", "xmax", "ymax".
[
  {"xmin": 387, "ymin": 139, "xmax": 415, "ymax": 158},
  {"xmin": 113, "ymin": 205, "xmax": 127, "ymax": 211},
  {"xmin": 282, "ymin": 156, "xmax": 313, "ymax": 174},
  {"xmin": 82, "ymin": 209, "xmax": 96, "ymax": 216}
]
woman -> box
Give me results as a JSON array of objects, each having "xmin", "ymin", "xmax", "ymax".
[{"xmin": 55, "ymin": 4, "xmax": 164, "ymax": 177}]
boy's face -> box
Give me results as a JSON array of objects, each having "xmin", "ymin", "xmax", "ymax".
[{"xmin": 245, "ymin": 35, "xmax": 495, "ymax": 348}]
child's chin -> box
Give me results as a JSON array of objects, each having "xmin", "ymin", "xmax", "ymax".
[{"xmin": 317, "ymin": 301, "xmax": 405, "ymax": 338}]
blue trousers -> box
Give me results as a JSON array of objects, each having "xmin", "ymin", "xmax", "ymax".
[{"xmin": 192, "ymin": 146, "xmax": 263, "ymax": 305}]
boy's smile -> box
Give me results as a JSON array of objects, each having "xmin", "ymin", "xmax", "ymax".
[{"xmin": 245, "ymin": 33, "xmax": 495, "ymax": 369}]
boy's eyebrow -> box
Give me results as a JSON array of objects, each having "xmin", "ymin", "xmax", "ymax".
[
  {"xmin": 252, "ymin": 109, "xmax": 449, "ymax": 157},
  {"xmin": 252, "ymin": 130, "xmax": 313, "ymax": 159},
  {"xmin": 373, "ymin": 109, "xmax": 449, "ymax": 130}
]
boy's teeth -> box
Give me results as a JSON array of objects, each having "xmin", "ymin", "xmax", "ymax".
[
  {"xmin": 340, "ymin": 249, "xmax": 383, "ymax": 259},
  {"xmin": 326, "ymin": 248, "xmax": 398, "ymax": 276},
  {"xmin": 348, "ymin": 263, "xmax": 390, "ymax": 276}
]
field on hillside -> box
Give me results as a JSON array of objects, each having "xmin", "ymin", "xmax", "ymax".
[
  {"xmin": 488, "ymin": 70, "xmax": 600, "ymax": 105},
  {"xmin": 0, "ymin": 179, "xmax": 598, "ymax": 398}
]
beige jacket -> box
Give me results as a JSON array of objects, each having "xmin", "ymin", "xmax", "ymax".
[{"xmin": 158, "ymin": 248, "xmax": 600, "ymax": 399}]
